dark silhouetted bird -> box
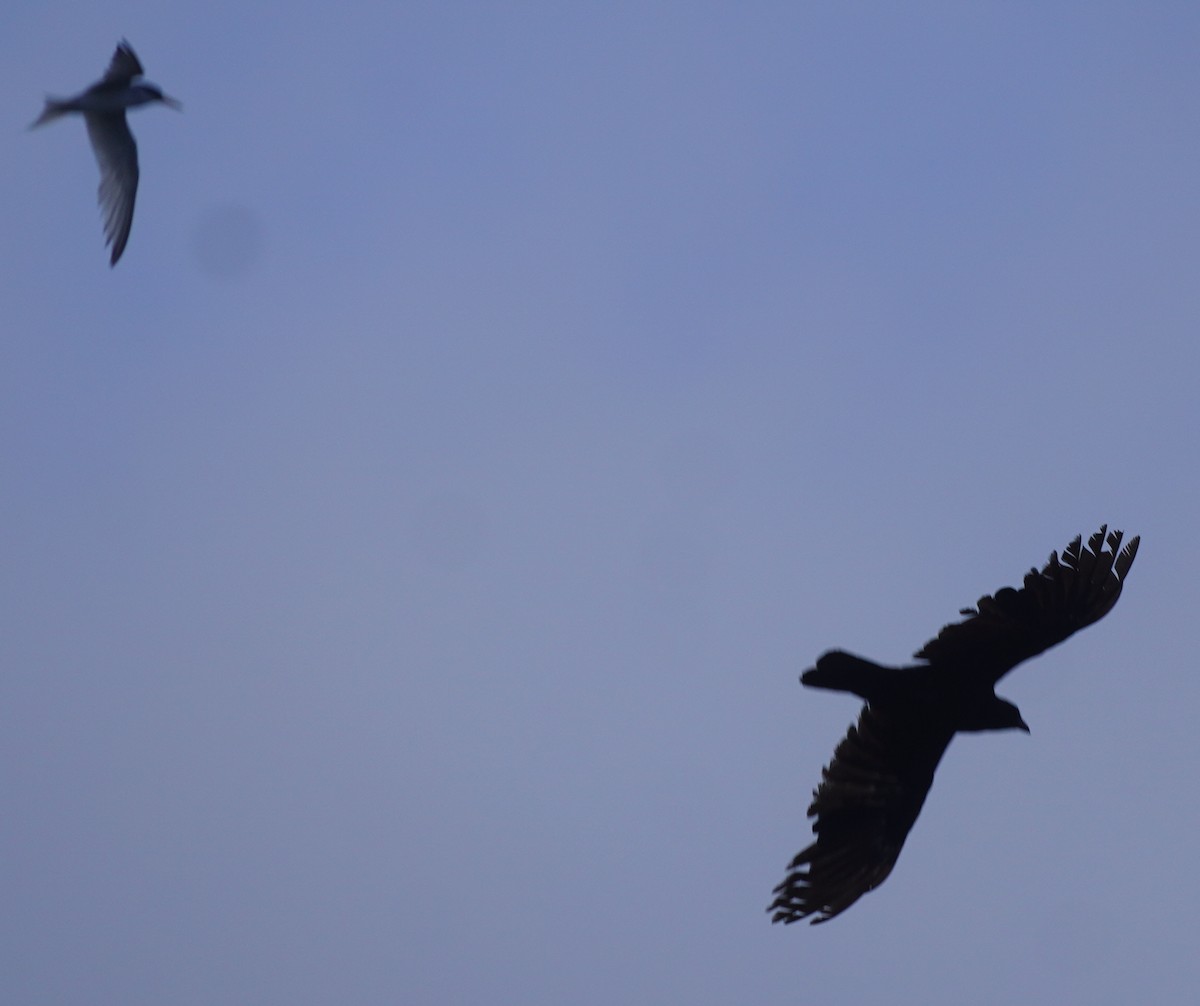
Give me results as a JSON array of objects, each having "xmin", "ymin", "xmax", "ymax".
[
  {"xmin": 769, "ymin": 526, "xmax": 1139, "ymax": 925},
  {"xmin": 30, "ymin": 40, "xmax": 180, "ymax": 266}
]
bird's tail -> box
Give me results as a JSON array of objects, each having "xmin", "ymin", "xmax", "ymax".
[
  {"xmin": 29, "ymin": 98, "xmax": 71, "ymax": 129},
  {"xmin": 800, "ymin": 651, "xmax": 896, "ymax": 703}
]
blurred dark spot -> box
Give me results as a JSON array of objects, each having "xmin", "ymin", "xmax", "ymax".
[{"xmin": 190, "ymin": 203, "xmax": 263, "ymax": 280}]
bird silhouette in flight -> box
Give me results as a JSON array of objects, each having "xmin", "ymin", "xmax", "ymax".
[
  {"xmin": 31, "ymin": 40, "xmax": 180, "ymax": 265},
  {"xmin": 769, "ymin": 526, "xmax": 1139, "ymax": 925}
]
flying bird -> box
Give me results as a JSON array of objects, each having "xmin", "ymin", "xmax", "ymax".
[
  {"xmin": 769, "ymin": 526, "xmax": 1139, "ymax": 925},
  {"xmin": 30, "ymin": 40, "xmax": 180, "ymax": 266}
]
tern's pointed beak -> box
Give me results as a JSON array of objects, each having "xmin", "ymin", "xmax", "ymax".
[{"xmin": 161, "ymin": 94, "xmax": 183, "ymax": 111}]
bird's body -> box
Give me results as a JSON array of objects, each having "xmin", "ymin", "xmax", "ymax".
[
  {"xmin": 769, "ymin": 527, "xmax": 1139, "ymax": 925},
  {"xmin": 31, "ymin": 41, "xmax": 179, "ymax": 265}
]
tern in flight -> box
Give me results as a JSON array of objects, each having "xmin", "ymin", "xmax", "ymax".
[{"xmin": 31, "ymin": 40, "xmax": 180, "ymax": 265}]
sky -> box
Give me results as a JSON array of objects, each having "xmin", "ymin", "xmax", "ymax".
[{"xmin": 2, "ymin": 3, "xmax": 1198, "ymax": 1003}]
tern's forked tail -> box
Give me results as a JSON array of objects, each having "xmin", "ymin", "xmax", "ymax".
[{"xmin": 30, "ymin": 99, "xmax": 72, "ymax": 129}]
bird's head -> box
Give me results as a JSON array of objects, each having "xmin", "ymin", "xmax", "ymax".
[
  {"xmin": 131, "ymin": 84, "xmax": 182, "ymax": 111},
  {"xmin": 961, "ymin": 694, "xmax": 1030, "ymax": 734},
  {"xmin": 995, "ymin": 697, "xmax": 1031, "ymax": 734}
]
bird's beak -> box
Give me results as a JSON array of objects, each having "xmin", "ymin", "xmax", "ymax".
[
  {"xmin": 1018, "ymin": 716, "xmax": 1031, "ymax": 734},
  {"xmin": 161, "ymin": 94, "xmax": 183, "ymax": 111}
]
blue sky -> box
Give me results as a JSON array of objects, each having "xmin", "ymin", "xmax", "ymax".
[{"xmin": 2, "ymin": 4, "xmax": 1197, "ymax": 1003}]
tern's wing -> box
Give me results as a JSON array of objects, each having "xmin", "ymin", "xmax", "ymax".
[
  {"xmin": 103, "ymin": 40, "xmax": 144, "ymax": 84},
  {"xmin": 84, "ymin": 112, "xmax": 139, "ymax": 265}
]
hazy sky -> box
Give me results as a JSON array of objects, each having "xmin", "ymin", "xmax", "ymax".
[{"xmin": 3, "ymin": 4, "xmax": 1198, "ymax": 1004}]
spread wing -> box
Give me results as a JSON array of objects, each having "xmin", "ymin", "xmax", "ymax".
[
  {"xmin": 102, "ymin": 40, "xmax": 144, "ymax": 85},
  {"xmin": 768, "ymin": 705, "xmax": 952, "ymax": 925},
  {"xmin": 913, "ymin": 526, "xmax": 1139, "ymax": 683},
  {"xmin": 84, "ymin": 113, "xmax": 139, "ymax": 265}
]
